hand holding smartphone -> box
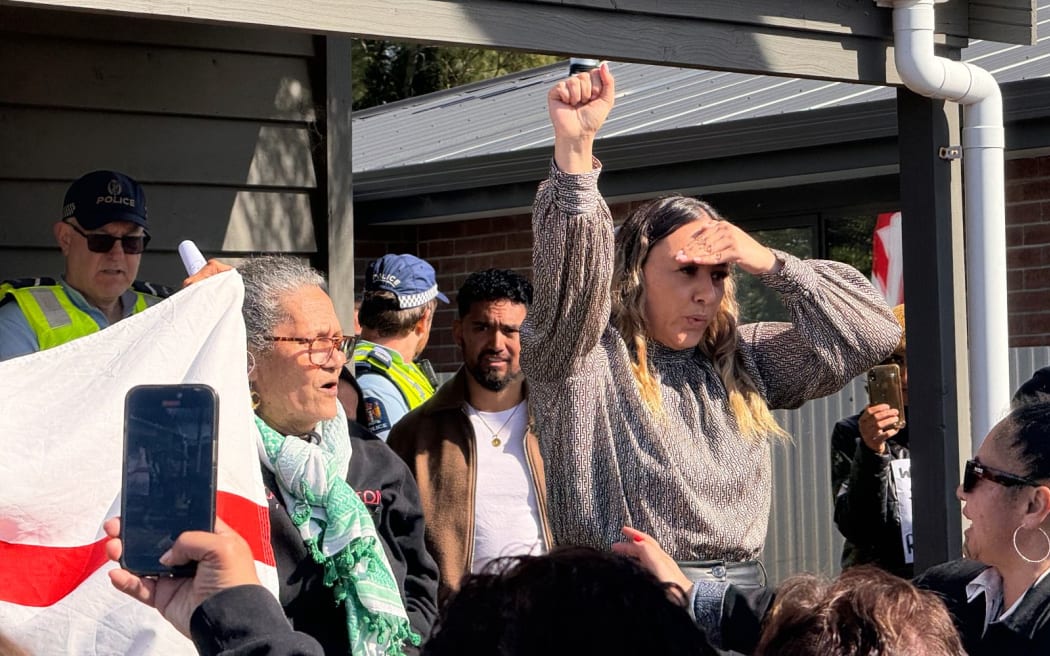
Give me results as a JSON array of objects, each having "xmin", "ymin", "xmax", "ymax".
[
  {"xmin": 866, "ymin": 364, "xmax": 907, "ymax": 431},
  {"xmin": 120, "ymin": 384, "xmax": 218, "ymax": 577}
]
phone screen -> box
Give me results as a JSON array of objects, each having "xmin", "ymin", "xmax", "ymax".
[{"xmin": 120, "ymin": 384, "xmax": 218, "ymax": 576}]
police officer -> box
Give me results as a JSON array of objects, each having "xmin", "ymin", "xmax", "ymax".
[
  {"xmin": 0, "ymin": 170, "xmax": 169, "ymax": 361},
  {"xmin": 353, "ymin": 254, "xmax": 448, "ymax": 439}
]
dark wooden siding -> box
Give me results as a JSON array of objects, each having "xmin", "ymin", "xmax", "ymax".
[
  {"xmin": 0, "ymin": 5, "xmax": 323, "ymax": 287},
  {"xmin": 970, "ymin": 0, "xmax": 1037, "ymax": 45}
]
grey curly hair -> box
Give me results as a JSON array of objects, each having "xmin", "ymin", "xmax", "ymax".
[{"xmin": 237, "ymin": 255, "xmax": 327, "ymax": 353}]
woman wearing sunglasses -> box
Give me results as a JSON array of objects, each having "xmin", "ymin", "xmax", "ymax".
[
  {"xmin": 622, "ymin": 403, "xmax": 1050, "ymax": 653},
  {"xmin": 912, "ymin": 400, "xmax": 1050, "ymax": 655},
  {"xmin": 238, "ymin": 256, "xmax": 438, "ymax": 655}
]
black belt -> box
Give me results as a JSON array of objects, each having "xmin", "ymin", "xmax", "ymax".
[{"xmin": 675, "ymin": 559, "xmax": 766, "ymax": 588}]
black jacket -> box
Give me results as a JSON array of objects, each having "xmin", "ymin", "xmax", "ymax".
[
  {"xmin": 701, "ymin": 559, "xmax": 1050, "ymax": 656},
  {"xmin": 915, "ymin": 559, "xmax": 1050, "ymax": 656},
  {"xmin": 830, "ymin": 411, "xmax": 913, "ymax": 578},
  {"xmin": 263, "ymin": 421, "xmax": 440, "ymax": 655},
  {"xmin": 191, "ymin": 585, "xmax": 324, "ymax": 656}
]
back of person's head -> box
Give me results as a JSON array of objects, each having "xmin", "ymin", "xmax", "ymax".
[
  {"xmin": 423, "ymin": 547, "xmax": 714, "ymax": 656},
  {"xmin": 358, "ymin": 291, "xmax": 436, "ymax": 338},
  {"xmin": 996, "ymin": 399, "xmax": 1050, "ymax": 482},
  {"xmin": 456, "ymin": 268, "xmax": 533, "ymax": 317},
  {"xmin": 755, "ymin": 566, "xmax": 963, "ymax": 656},
  {"xmin": 359, "ymin": 254, "xmax": 447, "ymax": 338},
  {"xmin": 1012, "ymin": 366, "xmax": 1050, "ymax": 409}
]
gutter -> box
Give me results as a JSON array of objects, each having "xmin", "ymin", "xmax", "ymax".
[{"xmin": 878, "ymin": 0, "xmax": 1009, "ymax": 444}]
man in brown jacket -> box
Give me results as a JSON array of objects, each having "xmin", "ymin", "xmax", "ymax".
[{"xmin": 388, "ymin": 269, "xmax": 552, "ymax": 603}]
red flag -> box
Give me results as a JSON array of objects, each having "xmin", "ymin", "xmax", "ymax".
[{"xmin": 872, "ymin": 211, "xmax": 904, "ymax": 305}]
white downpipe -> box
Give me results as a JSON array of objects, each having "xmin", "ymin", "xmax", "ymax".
[{"xmin": 884, "ymin": 0, "xmax": 1009, "ymax": 445}]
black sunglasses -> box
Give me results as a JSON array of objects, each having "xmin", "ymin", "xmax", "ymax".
[
  {"xmin": 65, "ymin": 221, "xmax": 150, "ymax": 254},
  {"xmin": 962, "ymin": 458, "xmax": 1041, "ymax": 494}
]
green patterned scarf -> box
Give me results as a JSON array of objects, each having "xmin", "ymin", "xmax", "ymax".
[{"xmin": 255, "ymin": 404, "xmax": 419, "ymax": 655}]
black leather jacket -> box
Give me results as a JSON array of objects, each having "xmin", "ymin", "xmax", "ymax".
[{"xmin": 830, "ymin": 411, "xmax": 913, "ymax": 579}]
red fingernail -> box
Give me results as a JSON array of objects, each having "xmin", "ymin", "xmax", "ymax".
[{"xmin": 633, "ymin": 535, "xmax": 644, "ymax": 542}]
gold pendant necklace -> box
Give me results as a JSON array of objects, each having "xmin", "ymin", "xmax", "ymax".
[{"xmin": 472, "ymin": 402, "xmax": 522, "ymax": 447}]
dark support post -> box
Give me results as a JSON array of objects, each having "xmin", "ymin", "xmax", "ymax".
[
  {"xmin": 315, "ymin": 36, "xmax": 356, "ymax": 328},
  {"xmin": 896, "ymin": 88, "xmax": 970, "ymax": 570}
]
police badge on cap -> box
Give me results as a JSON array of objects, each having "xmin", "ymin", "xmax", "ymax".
[
  {"xmin": 62, "ymin": 170, "xmax": 148, "ymax": 231},
  {"xmin": 364, "ymin": 254, "xmax": 449, "ymax": 309}
]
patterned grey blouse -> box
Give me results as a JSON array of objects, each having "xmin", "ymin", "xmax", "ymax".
[{"xmin": 521, "ymin": 161, "xmax": 900, "ymax": 562}]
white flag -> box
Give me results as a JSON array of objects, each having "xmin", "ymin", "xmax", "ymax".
[{"xmin": 0, "ymin": 271, "xmax": 277, "ymax": 655}]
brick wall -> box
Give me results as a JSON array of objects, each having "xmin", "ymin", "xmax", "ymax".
[
  {"xmin": 354, "ymin": 213, "xmax": 536, "ymax": 373},
  {"xmin": 352, "ymin": 158, "xmax": 1050, "ymax": 371},
  {"xmin": 416, "ymin": 214, "xmax": 534, "ymax": 371},
  {"xmin": 1007, "ymin": 156, "xmax": 1050, "ymax": 347},
  {"xmin": 353, "ymin": 202, "xmax": 640, "ymax": 372}
]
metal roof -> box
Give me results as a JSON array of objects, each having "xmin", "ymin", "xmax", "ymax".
[{"xmin": 353, "ymin": 3, "xmax": 1050, "ymax": 174}]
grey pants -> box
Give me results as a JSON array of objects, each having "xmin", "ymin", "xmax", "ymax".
[
  {"xmin": 676, "ymin": 559, "xmax": 767, "ymax": 656},
  {"xmin": 676, "ymin": 559, "xmax": 767, "ymax": 588}
]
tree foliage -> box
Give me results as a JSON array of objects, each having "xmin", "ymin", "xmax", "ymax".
[{"xmin": 352, "ymin": 40, "xmax": 559, "ymax": 109}]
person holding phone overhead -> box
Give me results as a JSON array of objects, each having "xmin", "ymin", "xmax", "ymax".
[
  {"xmin": 522, "ymin": 63, "xmax": 900, "ymax": 591},
  {"xmin": 830, "ymin": 304, "xmax": 913, "ymax": 578}
]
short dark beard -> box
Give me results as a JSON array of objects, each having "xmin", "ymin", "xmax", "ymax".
[{"xmin": 466, "ymin": 361, "xmax": 522, "ymax": 392}]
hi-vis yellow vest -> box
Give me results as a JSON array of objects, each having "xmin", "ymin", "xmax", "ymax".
[
  {"xmin": 0, "ymin": 278, "xmax": 166, "ymax": 352},
  {"xmin": 353, "ymin": 342, "xmax": 435, "ymax": 409}
]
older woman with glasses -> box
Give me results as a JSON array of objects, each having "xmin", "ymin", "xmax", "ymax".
[
  {"xmin": 240, "ymin": 256, "xmax": 438, "ymax": 656},
  {"xmin": 913, "ymin": 400, "xmax": 1050, "ymax": 655}
]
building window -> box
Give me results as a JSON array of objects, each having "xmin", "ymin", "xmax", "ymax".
[
  {"xmin": 825, "ymin": 213, "xmax": 877, "ymax": 279},
  {"xmin": 735, "ymin": 213, "xmax": 878, "ymax": 323}
]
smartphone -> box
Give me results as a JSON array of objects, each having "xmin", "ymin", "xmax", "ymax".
[
  {"xmin": 867, "ymin": 364, "xmax": 907, "ymax": 430},
  {"xmin": 120, "ymin": 384, "xmax": 218, "ymax": 576}
]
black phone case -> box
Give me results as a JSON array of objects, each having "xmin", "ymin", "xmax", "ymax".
[{"xmin": 119, "ymin": 383, "xmax": 218, "ymax": 577}]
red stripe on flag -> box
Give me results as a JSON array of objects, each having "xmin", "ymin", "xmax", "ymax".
[
  {"xmin": 0, "ymin": 492, "xmax": 273, "ymax": 607},
  {"xmin": 0, "ymin": 537, "xmax": 108, "ymax": 607},
  {"xmin": 872, "ymin": 211, "xmax": 893, "ymax": 289},
  {"xmin": 216, "ymin": 490, "xmax": 275, "ymax": 567}
]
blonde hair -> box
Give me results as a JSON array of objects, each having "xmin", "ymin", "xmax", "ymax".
[
  {"xmin": 612, "ymin": 196, "xmax": 787, "ymax": 441},
  {"xmin": 892, "ymin": 304, "xmax": 906, "ymax": 357}
]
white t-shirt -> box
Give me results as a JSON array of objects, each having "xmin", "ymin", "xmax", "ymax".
[{"xmin": 467, "ymin": 400, "xmax": 547, "ymax": 573}]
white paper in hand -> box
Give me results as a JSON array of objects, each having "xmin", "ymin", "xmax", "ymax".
[{"xmin": 178, "ymin": 240, "xmax": 207, "ymax": 275}]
